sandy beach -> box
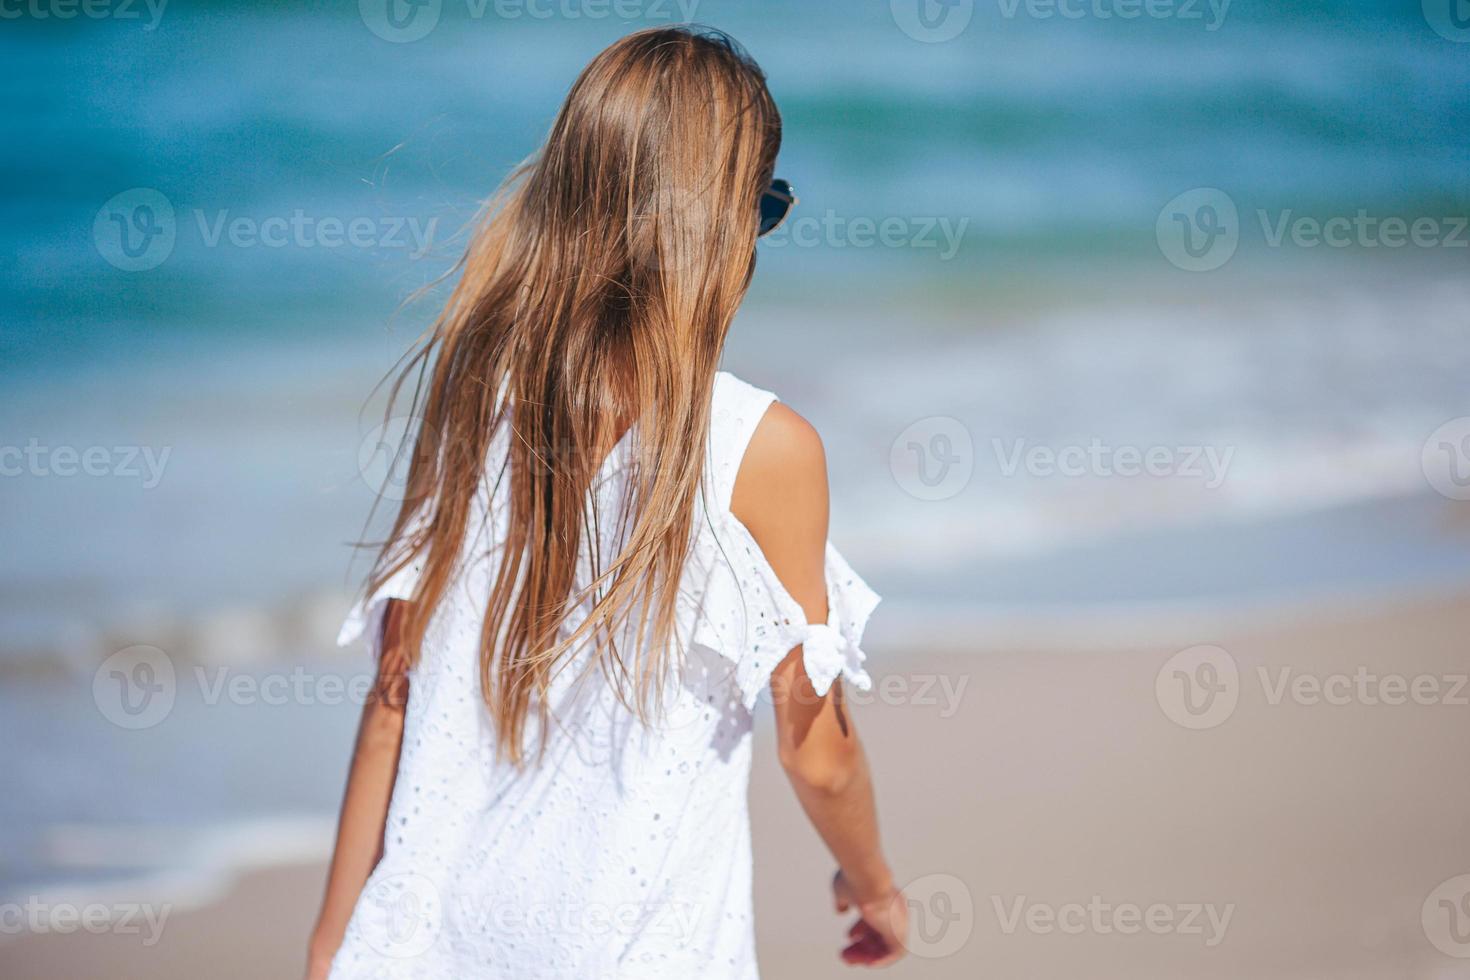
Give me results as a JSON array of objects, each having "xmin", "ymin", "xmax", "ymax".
[{"xmin": 7, "ymin": 589, "xmax": 1467, "ymax": 979}]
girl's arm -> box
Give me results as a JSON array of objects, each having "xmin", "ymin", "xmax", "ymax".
[
  {"xmin": 306, "ymin": 600, "xmax": 411, "ymax": 979},
  {"xmin": 732, "ymin": 404, "xmax": 907, "ymax": 968}
]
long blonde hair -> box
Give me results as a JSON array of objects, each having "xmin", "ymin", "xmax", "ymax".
[{"xmin": 367, "ymin": 27, "xmax": 781, "ymax": 763}]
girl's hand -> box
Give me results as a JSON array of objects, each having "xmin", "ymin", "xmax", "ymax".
[{"xmin": 833, "ymin": 870, "xmax": 908, "ymax": 967}]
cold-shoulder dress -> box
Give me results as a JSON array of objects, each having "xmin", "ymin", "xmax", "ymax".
[{"xmin": 328, "ymin": 371, "xmax": 879, "ymax": 980}]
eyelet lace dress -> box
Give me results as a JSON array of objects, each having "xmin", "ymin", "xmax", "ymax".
[{"xmin": 328, "ymin": 372, "xmax": 879, "ymax": 980}]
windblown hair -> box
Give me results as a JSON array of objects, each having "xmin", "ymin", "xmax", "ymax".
[{"xmin": 366, "ymin": 27, "xmax": 782, "ymax": 763}]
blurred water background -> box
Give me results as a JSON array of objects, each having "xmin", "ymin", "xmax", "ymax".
[{"xmin": 1, "ymin": 0, "xmax": 1467, "ymax": 918}]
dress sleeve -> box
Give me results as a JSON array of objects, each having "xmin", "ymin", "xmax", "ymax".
[
  {"xmin": 801, "ymin": 543, "xmax": 881, "ymax": 697},
  {"xmin": 686, "ymin": 373, "xmax": 880, "ymax": 710},
  {"xmin": 682, "ymin": 529, "xmax": 880, "ymax": 711},
  {"xmin": 337, "ymin": 550, "xmax": 424, "ymax": 658}
]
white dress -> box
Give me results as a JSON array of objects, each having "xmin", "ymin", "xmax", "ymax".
[{"xmin": 329, "ymin": 372, "xmax": 879, "ymax": 980}]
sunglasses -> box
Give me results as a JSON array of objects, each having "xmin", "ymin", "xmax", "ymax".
[{"xmin": 758, "ymin": 178, "xmax": 797, "ymax": 237}]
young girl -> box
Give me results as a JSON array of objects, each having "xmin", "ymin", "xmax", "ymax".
[{"xmin": 308, "ymin": 27, "xmax": 904, "ymax": 978}]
